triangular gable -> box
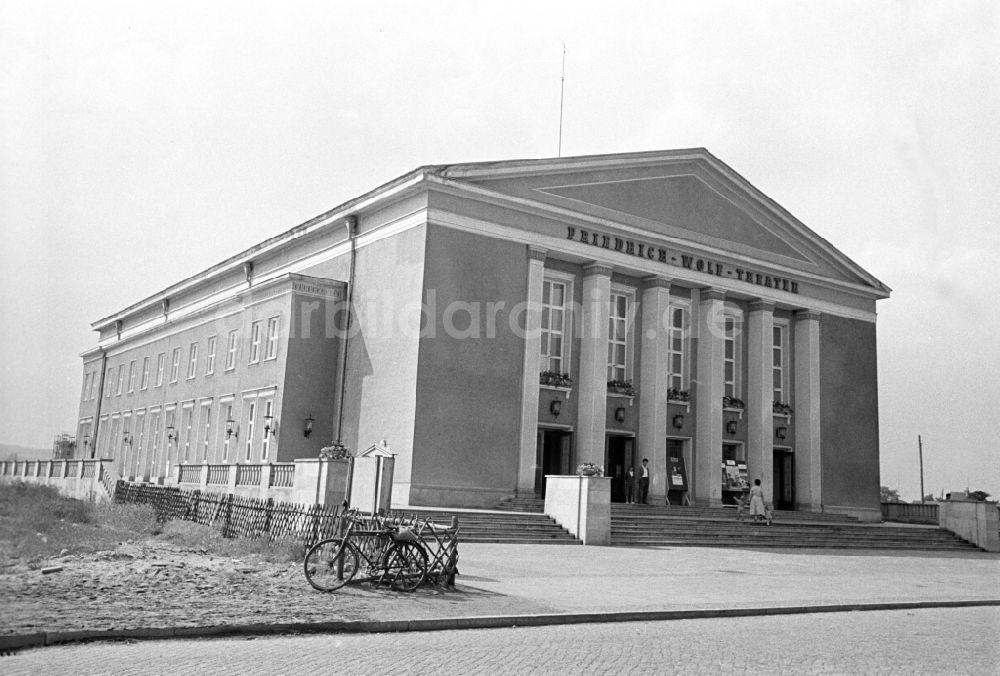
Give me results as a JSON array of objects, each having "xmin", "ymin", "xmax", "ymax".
[
  {"xmin": 437, "ymin": 150, "xmax": 889, "ymax": 294},
  {"xmin": 358, "ymin": 441, "xmax": 394, "ymax": 457}
]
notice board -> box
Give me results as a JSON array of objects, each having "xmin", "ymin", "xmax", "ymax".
[{"xmin": 667, "ymin": 451, "xmax": 688, "ymax": 491}]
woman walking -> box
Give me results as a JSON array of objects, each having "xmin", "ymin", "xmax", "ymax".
[{"xmin": 748, "ymin": 478, "xmax": 767, "ymax": 523}]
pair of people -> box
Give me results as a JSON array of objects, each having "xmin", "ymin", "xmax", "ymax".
[{"xmin": 625, "ymin": 458, "xmax": 650, "ymax": 504}]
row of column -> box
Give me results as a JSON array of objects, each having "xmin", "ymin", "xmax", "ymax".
[{"xmin": 517, "ymin": 250, "xmax": 823, "ymax": 510}]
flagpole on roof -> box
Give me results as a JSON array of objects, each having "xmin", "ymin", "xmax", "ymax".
[{"xmin": 558, "ymin": 43, "xmax": 566, "ymax": 157}]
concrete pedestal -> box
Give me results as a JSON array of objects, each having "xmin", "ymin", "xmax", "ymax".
[{"xmin": 544, "ymin": 475, "xmax": 611, "ymax": 545}]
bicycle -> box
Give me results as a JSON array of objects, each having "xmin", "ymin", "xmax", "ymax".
[{"xmin": 304, "ymin": 510, "xmax": 428, "ymax": 592}]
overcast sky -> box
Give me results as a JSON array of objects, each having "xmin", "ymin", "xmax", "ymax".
[{"xmin": 2, "ymin": 1, "xmax": 996, "ymax": 501}]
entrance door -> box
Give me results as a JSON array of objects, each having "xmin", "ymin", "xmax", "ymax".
[
  {"xmin": 535, "ymin": 430, "xmax": 572, "ymax": 497},
  {"xmin": 772, "ymin": 449, "xmax": 794, "ymax": 510},
  {"xmin": 605, "ymin": 435, "xmax": 635, "ymax": 503}
]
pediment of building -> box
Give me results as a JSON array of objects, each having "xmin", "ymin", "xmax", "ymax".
[{"xmin": 438, "ymin": 149, "xmax": 889, "ymax": 295}]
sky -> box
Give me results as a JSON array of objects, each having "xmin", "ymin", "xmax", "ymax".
[{"xmin": 1, "ymin": 0, "xmax": 997, "ymax": 501}]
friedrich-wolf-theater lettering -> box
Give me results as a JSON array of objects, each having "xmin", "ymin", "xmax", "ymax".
[{"xmin": 565, "ymin": 226, "xmax": 799, "ymax": 295}]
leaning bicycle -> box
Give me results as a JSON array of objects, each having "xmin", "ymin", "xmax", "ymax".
[{"xmin": 304, "ymin": 510, "xmax": 428, "ymax": 592}]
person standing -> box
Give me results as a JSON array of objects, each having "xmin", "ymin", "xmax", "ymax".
[
  {"xmin": 638, "ymin": 458, "xmax": 650, "ymax": 504},
  {"xmin": 748, "ymin": 478, "xmax": 766, "ymax": 522}
]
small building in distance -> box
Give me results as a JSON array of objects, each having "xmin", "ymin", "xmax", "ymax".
[
  {"xmin": 52, "ymin": 433, "xmax": 76, "ymax": 460},
  {"xmin": 74, "ymin": 148, "xmax": 891, "ymax": 520}
]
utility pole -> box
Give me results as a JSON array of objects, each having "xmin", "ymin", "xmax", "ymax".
[{"xmin": 918, "ymin": 435, "xmax": 925, "ymax": 504}]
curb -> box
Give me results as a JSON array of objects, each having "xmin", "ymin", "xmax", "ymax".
[{"xmin": 3, "ymin": 599, "xmax": 999, "ymax": 652}]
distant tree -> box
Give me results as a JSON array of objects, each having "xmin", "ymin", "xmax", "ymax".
[
  {"xmin": 920, "ymin": 494, "xmax": 938, "ymax": 503},
  {"xmin": 880, "ymin": 485, "xmax": 901, "ymax": 503},
  {"xmin": 967, "ymin": 490, "xmax": 991, "ymax": 502}
]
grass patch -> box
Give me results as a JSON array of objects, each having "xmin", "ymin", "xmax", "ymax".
[{"xmin": 0, "ymin": 482, "xmax": 304, "ymax": 566}]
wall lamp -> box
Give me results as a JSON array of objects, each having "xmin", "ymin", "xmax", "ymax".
[
  {"xmin": 725, "ymin": 419, "xmax": 738, "ymax": 435},
  {"xmin": 263, "ymin": 414, "xmax": 276, "ymax": 437},
  {"xmin": 166, "ymin": 426, "xmax": 177, "ymax": 443},
  {"xmin": 303, "ymin": 414, "xmax": 315, "ymax": 438},
  {"xmin": 775, "ymin": 426, "xmax": 788, "ymax": 440},
  {"xmin": 549, "ymin": 399, "xmax": 562, "ymax": 416},
  {"xmin": 123, "ymin": 431, "xmax": 133, "ymax": 445},
  {"xmin": 225, "ymin": 418, "xmax": 237, "ymax": 439},
  {"xmin": 614, "ymin": 407, "xmax": 627, "ymax": 423},
  {"xmin": 83, "ymin": 435, "xmax": 91, "ymax": 449},
  {"xmin": 672, "ymin": 414, "xmax": 685, "ymax": 429}
]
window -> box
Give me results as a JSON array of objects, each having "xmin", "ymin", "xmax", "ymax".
[
  {"xmin": 155, "ymin": 353, "xmax": 165, "ymax": 387},
  {"xmin": 723, "ymin": 313, "xmax": 743, "ymax": 399},
  {"xmin": 149, "ymin": 411, "xmax": 161, "ymax": 480},
  {"xmin": 261, "ymin": 399, "xmax": 273, "ymax": 461},
  {"xmin": 607, "ymin": 292, "xmax": 631, "ymax": 382},
  {"xmin": 116, "ymin": 365, "xmax": 125, "ymax": 395},
  {"xmin": 181, "ymin": 406, "xmax": 194, "ymax": 463},
  {"xmin": 82, "ymin": 372, "xmax": 91, "ymax": 401},
  {"xmin": 133, "ymin": 412, "xmax": 146, "ymax": 478},
  {"xmin": 201, "ymin": 402, "xmax": 213, "ymax": 462},
  {"xmin": 244, "ymin": 401, "xmax": 256, "ymax": 461},
  {"xmin": 773, "ymin": 322, "xmax": 789, "ymax": 404},
  {"xmin": 107, "ymin": 417, "xmax": 120, "ymax": 458},
  {"xmin": 140, "ymin": 357, "xmax": 150, "ymax": 390},
  {"xmin": 205, "ymin": 336, "xmax": 217, "ymax": 375},
  {"xmin": 187, "ymin": 343, "xmax": 199, "ymax": 380},
  {"xmin": 265, "ymin": 317, "xmax": 280, "ymax": 360},
  {"xmin": 170, "ymin": 348, "xmax": 181, "ymax": 383},
  {"xmin": 127, "ymin": 360, "xmax": 137, "ymax": 393},
  {"xmin": 225, "ymin": 330, "xmax": 239, "ymax": 370},
  {"xmin": 667, "ymin": 302, "xmax": 690, "ymax": 391},
  {"xmin": 120, "ymin": 414, "xmax": 131, "ymax": 461},
  {"xmin": 89, "ymin": 371, "xmax": 98, "ymax": 400},
  {"xmin": 248, "ymin": 321, "xmax": 263, "ymax": 364},
  {"xmin": 540, "ymin": 279, "xmax": 569, "ymax": 374},
  {"xmin": 106, "ymin": 369, "xmax": 114, "ymax": 398}
]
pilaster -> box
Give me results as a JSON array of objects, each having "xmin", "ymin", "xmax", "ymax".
[
  {"xmin": 747, "ymin": 300, "xmax": 775, "ymax": 504},
  {"xmin": 637, "ymin": 276, "xmax": 671, "ymax": 499},
  {"xmin": 794, "ymin": 309, "xmax": 822, "ymax": 510},
  {"xmin": 517, "ymin": 246, "xmax": 547, "ymax": 494},
  {"xmin": 694, "ymin": 287, "xmax": 726, "ymax": 506},
  {"xmin": 577, "ymin": 262, "xmax": 612, "ymax": 466}
]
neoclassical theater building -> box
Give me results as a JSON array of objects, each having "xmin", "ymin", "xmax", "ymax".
[{"xmin": 75, "ymin": 149, "xmax": 890, "ymax": 520}]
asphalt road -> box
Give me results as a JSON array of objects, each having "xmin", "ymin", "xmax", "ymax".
[{"xmin": 4, "ymin": 606, "xmax": 998, "ymax": 675}]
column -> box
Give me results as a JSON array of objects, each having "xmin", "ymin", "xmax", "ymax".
[
  {"xmin": 747, "ymin": 300, "xmax": 775, "ymax": 504},
  {"xmin": 577, "ymin": 262, "xmax": 612, "ymax": 466},
  {"xmin": 794, "ymin": 310, "xmax": 822, "ymax": 510},
  {"xmin": 637, "ymin": 276, "xmax": 671, "ymax": 500},
  {"xmin": 694, "ymin": 287, "xmax": 726, "ymax": 506},
  {"xmin": 517, "ymin": 246, "xmax": 547, "ymax": 494}
]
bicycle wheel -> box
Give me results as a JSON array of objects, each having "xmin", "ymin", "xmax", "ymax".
[
  {"xmin": 382, "ymin": 541, "xmax": 427, "ymax": 592},
  {"xmin": 304, "ymin": 538, "xmax": 359, "ymax": 592}
]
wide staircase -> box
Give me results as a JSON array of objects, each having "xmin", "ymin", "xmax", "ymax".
[
  {"xmin": 391, "ymin": 506, "xmax": 580, "ymax": 544},
  {"xmin": 491, "ymin": 498, "xmax": 978, "ymax": 551},
  {"xmin": 609, "ymin": 503, "xmax": 978, "ymax": 551}
]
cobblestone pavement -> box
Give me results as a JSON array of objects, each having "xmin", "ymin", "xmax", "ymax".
[
  {"xmin": 3, "ymin": 607, "xmax": 998, "ymax": 675},
  {"xmin": 2, "ymin": 541, "xmax": 998, "ymax": 638}
]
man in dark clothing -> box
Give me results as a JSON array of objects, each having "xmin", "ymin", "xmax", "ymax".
[{"xmin": 638, "ymin": 458, "xmax": 650, "ymax": 504}]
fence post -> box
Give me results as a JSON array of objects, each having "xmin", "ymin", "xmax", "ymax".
[
  {"xmin": 264, "ymin": 497, "xmax": 274, "ymax": 536},
  {"xmin": 222, "ymin": 493, "xmax": 234, "ymax": 538}
]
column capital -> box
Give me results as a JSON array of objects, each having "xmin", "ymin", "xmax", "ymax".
[
  {"xmin": 748, "ymin": 299, "xmax": 776, "ymax": 314},
  {"xmin": 582, "ymin": 261, "xmax": 614, "ymax": 278},
  {"xmin": 527, "ymin": 246, "xmax": 548, "ymax": 263},
  {"xmin": 795, "ymin": 309, "xmax": 822, "ymax": 322},
  {"xmin": 699, "ymin": 287, "xmax": 726, "ymax": 303},
  {"xmin": 642, "ymin": 275, "xmax": 672, "ymax": 291}
]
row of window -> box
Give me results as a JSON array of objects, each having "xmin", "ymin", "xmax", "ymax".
[
  {"xmin": 81, "ymin": 317, "xmax": 281, "ymax": 402},
  {"xmin": 91, "ymin": 391, "xmax": 276, "ymax": 478},
  {"xmin": 538, "ymin": 276, "xmax": 790, "ymax": 401}
]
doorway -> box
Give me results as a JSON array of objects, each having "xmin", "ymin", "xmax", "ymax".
[
  {"xmin": 605, "ymin": 435, "xmax": 635, "ymax": 503},
  {"xmin": 772, "ymin": 448, "xmax": 795, "ymax": 510},
  {"xmin": 535, "ymin": 429, "xmax": 572, "ymax": 497}
]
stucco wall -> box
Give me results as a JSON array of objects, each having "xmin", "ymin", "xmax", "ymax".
[
  {"xmin": 410, "ymin": 225, "xmax": 526, "ymax": 507},
  {"xmin": 820, "ymin": 315, "xmax": 881, "ymax": 517}
]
